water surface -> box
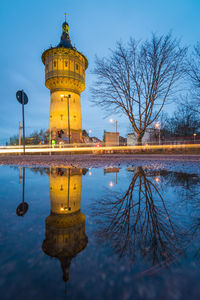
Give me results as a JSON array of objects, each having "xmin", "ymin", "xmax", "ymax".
[{"xmin": 0, "ymin": 163, "xmax": 200, "ymax": 300}]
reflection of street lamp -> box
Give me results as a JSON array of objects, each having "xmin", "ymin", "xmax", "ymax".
[
  {"xmin": 193, "ymin": 133, "xmax": 197, "ymax": 143},
  {"xmin": 109, "ymin": 118, "xmax": 117, "ymax": 133},
  {"xmin": 109, "ymin": 181, "xmax": 114, "ymax": 187},
  {"xmin": 88, "ymin": 129, "xmax": 92, "ymax": 135},
  {"xmin": 155, "ymin": 122, "xmax": 160, "ymax": 145},
  {"xmin": 61, "ymin": 94, "xmax": 71, "ymax": 143}
]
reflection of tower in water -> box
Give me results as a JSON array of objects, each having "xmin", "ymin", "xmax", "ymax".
[{"xmin": 42, "ymin": 168, "xmax": 88, "ymax": 282}]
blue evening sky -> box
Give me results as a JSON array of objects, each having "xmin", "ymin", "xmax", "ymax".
[{"xmin": 0, "ymin": 0, "xmax": 199, "ymax": 144}]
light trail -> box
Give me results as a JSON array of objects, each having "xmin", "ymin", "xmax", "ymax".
[{"xmin": 0, "ymin": 144, "xmax": 200, "ymax": 154}]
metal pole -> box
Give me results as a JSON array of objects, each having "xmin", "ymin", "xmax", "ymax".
[
  {"xmin": 19, "ymin": 121, "xmax": 21, "ymax": 146},
  {"xmin": 19, "ymin": 167, "xmax": 21, "ymax": 184},
  {"xmin": 159, "ymin": 128, "xmax": 161, "ymax": 145},
  {"xmin": 22, "ymin": 167, "xmax": 25, "ymax": 210},
  {"xmin": 49, "ymin": 128, "xmax": 52, "ymax": 156},
  {"xmin": 49, "ymin": 129, "xmax": 51, "ymax": 146},
  {"xmin": 22, "ymin": 90, "xmax": 25, "ymax": 154},
  {"xmin": 67, "ymin": 97, "xmax": 70, "ymax": 144},
  {"xmin": 67, "ymin": 168, "xmax": 70, "ymax": 209},
  {"xmin": 116, "ymin": 120, "xmax": 117, "ymax": 133}
]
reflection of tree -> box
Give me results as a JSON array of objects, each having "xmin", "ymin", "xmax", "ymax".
[
  {"xmin": 156, "ymin": 170, "xmax": 200, "ymax": 191},
  {"xmin": 94, "ymin": 167, "xmax": 186, "ymax": 270},
  {"xmin": 184, "ymin": 177, "xmax": 200, "ymax": 262},
  {"xmin": 143, "ymin": 168, "xmax": 200, "ymax": 200}
]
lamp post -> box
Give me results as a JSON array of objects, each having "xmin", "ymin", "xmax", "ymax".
[
  {"xmin": 109, "ymin": 118, "xmax": 117, "ymax": 133},
  {"xmin": 61, "ymin": 94, "xmax": 71, "ymax": 143},
  {"xmin": 193, "ymin": 133, "xmax": 197, "ymax": 144},
  {"xmin": 155, "ymin": 122, "xmax": 160, "ymax": 145}
]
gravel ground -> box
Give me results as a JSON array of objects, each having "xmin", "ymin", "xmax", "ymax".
[{"xmin": 0, "ymin": 154, "xmax": 200, "ymax": 172}]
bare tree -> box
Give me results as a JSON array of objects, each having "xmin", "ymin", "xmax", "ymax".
[
  {"xmin": 169, "ymin": 99, "xmax": 200, "ymax": 137},
  {"xmin": 92, "ymin": 34, "xmax": 187, "ymax": 145},
  {"xmin": 188, "ymin": 42, "xmax": 200, "ymax": 112}
]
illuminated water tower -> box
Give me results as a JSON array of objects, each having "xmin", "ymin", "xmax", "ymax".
[
  {"xmin": 42, "ymin": 167, "xmax": 88, "ymax": 282},
  {"xmin": 41, "ymin": 14, "xmax": 88, "ymax": 143}
]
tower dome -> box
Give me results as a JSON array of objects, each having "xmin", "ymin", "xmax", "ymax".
[{"xmin": 57, "ymin": 21, "xmax": 74, "ymax": 49}]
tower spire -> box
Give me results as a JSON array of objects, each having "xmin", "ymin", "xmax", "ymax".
[{"xmin": 64, "ymin": 12, "xmax": 66, "ymax": 22}]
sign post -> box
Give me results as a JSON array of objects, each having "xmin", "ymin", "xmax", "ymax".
[
  {"xmin": 16, "ymin": 90, "xmax": 28, "ymax": 154},
  {"xmin": 16, "ymin": 167, "xmax": 29, "ymax": 217}
]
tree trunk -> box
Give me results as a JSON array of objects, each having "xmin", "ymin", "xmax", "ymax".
[{"xmin": 137, "ymin": 134, "xmax": 143, "ymax": 146}]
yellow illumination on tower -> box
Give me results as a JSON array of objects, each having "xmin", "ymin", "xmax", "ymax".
[{"xmin": 41, "ymin": 15, "xmax": 88, "ymax": 143}]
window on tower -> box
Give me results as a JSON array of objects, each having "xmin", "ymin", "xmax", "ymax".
[
  {"xmin": 65, "ymin": 61, "xmax": 67, "ymax": 67},
  {"xmin": 76, "ymin": 63, "xmax": 79, "ymax": 71},
  {"xmin": 54, "ymin": 61, "xmax": 57, "ymax": 67}
]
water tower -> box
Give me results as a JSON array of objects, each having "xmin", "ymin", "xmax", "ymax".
[{"xmin": 42, "ymin": 15, "xmax": 88, "ymax": 143}]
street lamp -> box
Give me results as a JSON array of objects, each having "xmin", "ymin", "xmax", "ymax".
[
  {"xmin": 193, "ymin": 133, "xmax": 197, "ymax": 143},
  {"xmin": 109, "ymin": 181, "xmax": 114, "ymax": 187},
  {"xmin": 109, "ymin": 118, "xmax": 117, "ymax": 133},
  {"xmin": 61, "ymin": 94, "xmax": 71, "ymax": 143},
  {"xmin": 155, "ymin": 122, "xmax": 161, "ymax": 145}
]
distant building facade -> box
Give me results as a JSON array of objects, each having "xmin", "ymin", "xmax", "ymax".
[
  {"xmin": 104, "ymin": 132, "xmax": 119, "ymax": 146},
  {"xmin": 127, "ymin": 129, "xmax": 154, "ymax": 146}
]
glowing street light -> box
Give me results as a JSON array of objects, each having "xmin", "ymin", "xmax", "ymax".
[
  {"xmin": 109, "ymin": 181, "xmax": 114, "ymax": 187},
  {"xmin": 109, "ymin": 118, "xmax": 117, "ymax": 133},
  {"xmin": 155, "ymin": 122, "xmax": 161, "ymax": 145},
  {"xmin": 193, "ymin": 133, "xmax": 197, "ymax": 143}
]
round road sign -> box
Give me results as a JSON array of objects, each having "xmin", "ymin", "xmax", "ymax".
[
  {"xmin": 16, "ymin": 90, "xmax": 28, "ymax": 105},
  {"xmin": 16, "ymin": 202, "xmax": 29, "ymax": 216}
]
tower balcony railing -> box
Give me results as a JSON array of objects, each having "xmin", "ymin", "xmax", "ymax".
[{"xmin": 45, "ymin": 70, "xmax": 85, "ymax": 84}]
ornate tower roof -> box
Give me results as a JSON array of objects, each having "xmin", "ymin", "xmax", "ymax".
[
  {"xmin": 57, "ymin": 15, "xmax": 74, "ymax": 49},
  {"xmin": 41, "ymin": 14, "xmax": 88, "ymax": 69}
]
